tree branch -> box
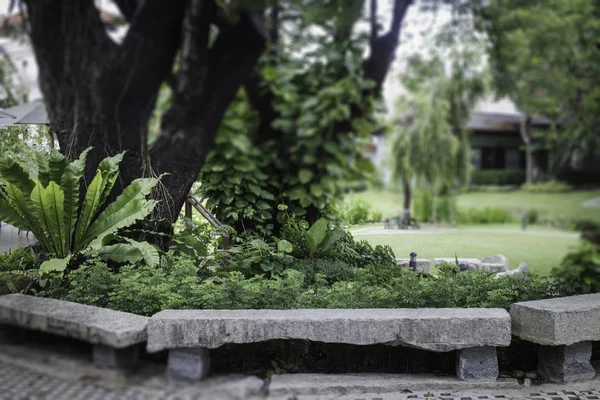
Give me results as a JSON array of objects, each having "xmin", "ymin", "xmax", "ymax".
[
  {"xmin": 150, "ymin": 10, "xmax": 267, "ymax": 217},
  {"xmin": 363, "ymin": 0, "xmax": 413, "ymax": 93}
]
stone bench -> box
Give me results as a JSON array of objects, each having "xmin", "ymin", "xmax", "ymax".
[
  {"xmin": 0, "ymin": 294, "xmax": 148, "ymax": 369},
  {"xmin": 510, "ymin": 293, "xmax": 600, "ymax": 382},
  {"xmin": 147, "ymin": 308, "xmax": 511, "ymax": 381}
]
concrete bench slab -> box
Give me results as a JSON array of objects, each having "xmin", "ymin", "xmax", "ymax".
[
  {"xmin": 148, "ymin": 308, "xmax": 510, "ymax": 381},
  {"xmin": 510, "ymin": 293, "xmax": 600, "ymax": 346},
  {"xmin": 510, "ymin": 293, "xmax": 600, "ymax": 382},
  {"xmin": 0, "ymin": 294, "xmax": 148, "ymax": 369}
]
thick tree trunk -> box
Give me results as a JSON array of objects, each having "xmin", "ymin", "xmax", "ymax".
[{"xmin": 24, "ymin": 0, "xmax": 266, "ymax": 223}]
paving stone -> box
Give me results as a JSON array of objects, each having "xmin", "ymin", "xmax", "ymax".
[{"xmin": 148, "ymin": 308, "xmax": 511, "ymax": 353}]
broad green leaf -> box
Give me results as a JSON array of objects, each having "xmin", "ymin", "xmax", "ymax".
[
  {"xmin": 82, "ymin": 177, "xmax": 158, "ymax": 248},
  {"xmin": 298, "ymin": 169, "xmax": 313, "ymax": 184},
  {"xmin": 74, "ymin": 170, "xmax": 106, "ymax": 251},
  {"xmin": 307, "ymin": 218, "xmax": 328, "ymax": 247},
  {"xmin": 122, "ymin": 238, "xmax": 160, "ymax": 267},
  {"xmin": 48, "ymin": 150, "xmax": 68, "ymax": 184},
  {"xmin": 30, "ymin": 181, "xmax": 65, "ymax": 257},
  {"xmin": 96, "ymin": 243, "xmax": 145, "ymax": 264},
  {"xmin": 319, "ymin": 229, "xmax": 346, "ymax": 253},
  {"xmin": 0, "ymin": 156, "xmax": 35, "ymax": 195},
  {"xmin": 0, "ymin": 198, "xmax": 28, "ymax": 230},
  {"xmin": 61, "ymin": 148, "xmax": 90, "ymax": 252},
  {"xmin": 310, "ymin": 184, "xmax": 324, "ymax": 197},
  {"xmin": 277, "ymin": 239, "xmax": 293, "ymax": 254},
  {"xmin": 3, "ymin": 182, "xmax": 51, "ymax": 252},
  {"xmin": 97, "ymin": 152, "xmax": 124, "ymax": 207},
  {"xmin": 249, "ymin": 184, "xmax": 262, "ymax": 196},
  {"xmin": 39, "ymin": 256, "xmax": 70, "ymax": 277},
  {"xmin": 35, "ymin": 152, "xmax": 50, "ymax": 187}
]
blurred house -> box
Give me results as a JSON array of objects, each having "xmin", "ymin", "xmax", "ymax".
[{"xmin": 366, "ymin": 98, "xmax": 600, "ymax": 185}]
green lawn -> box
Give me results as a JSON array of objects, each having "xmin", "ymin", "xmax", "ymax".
[
  {"xmin": 354, "ymin": 227, "xmax": 581, "ymax": 275},
  {"xmin": 347, "ymin": 188, "xmax": 600, "ymax": 224}
]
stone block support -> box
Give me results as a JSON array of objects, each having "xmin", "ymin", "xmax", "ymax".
[
  {"xmin": 456, "ymin": 346, "xmax": 499, "ymax": 381},
  {"xmin": 92, "ymin": 344, "xmax": 139, "ymax": 369},
  {"xmin": 166, "ymin": 348, "xmax": 211, "ymax": 381},
  {"xmin": 537, "ymin": 341, "xmax": 596, "ymax": 382}
]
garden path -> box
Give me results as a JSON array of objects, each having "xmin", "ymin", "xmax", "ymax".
[
  {"xmin": 583, "ymin": 197, "xmax": 600, "ymax": 208},
  {"xmin": 351, "ymin": 225, "xmax": 578, "ymax": 239},
  {"xmin": 0, "ymin": 223, "xmax": 35, "ymax": 253}
]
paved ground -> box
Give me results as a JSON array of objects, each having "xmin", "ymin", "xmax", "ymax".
[
  {"xmin": 583, "ymin": 197, "xmax": 600, "ymax": 208},
  {"xmin": 0, "ymin": 223, "xmax": 35, "ymax": 253},
  {"xmin": 0, "ymin": 340, "xmax": 598, "ymax": 400}
]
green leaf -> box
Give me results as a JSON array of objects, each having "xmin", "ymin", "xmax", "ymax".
[
  {"xmin": 48, "ymin": 150, "xmax": 68, "ymax": 184},
  {"xmin": 96, "ymin": 243, "xmax": 145, "ymax": 265},
  {"xmin": 0, "ymin": 198, "xmax": 28, "ymax": 230},
  {"xmin": 0, "ymin": 156, "xmax": 35, "ymax": 194},
  {"xmin": 256, "ymin": 200, "xmax": 271, "ymax": 211},
  {"xmin": 310, "ymin": 184, "xmax": 324, "ymax": 197},
  {"xmin": 73, "ymin": 170, "xmax": 105, "ymax": 251},
  {"xmin": 307, "ymin": 218, "xmax": 328, "ymax": 247},
  {"xmin": 62, "ymin": 148, "xmax": 90, "ymax": 252},
  {"xmin": 122, "ymin": 238, "xmax": 160, "ymax": 267},
  {"xmin": 35, "ymin": 152, "xmax": 50, "ymax": 187},
  {"xmin": 3, "ymin": 182, "xmax": 52, "ymax": 252},
  {"xmin": 277, "ymin": 239, "xmax": 293, "ymax": 254},
  {"xmin": 97, "ymin": 152, "xmax": 124, "ymax": 207},
  {"xmin": 39, "ymin": 256, "xmax": 70, "ymax": 277},
  {"xmin": 82, "ymin": 177, "xmax": 158, "ymax": 249},
  {"xmin": 298, "ymin": 169, "xmax": 313, "ymax": 184},
  {"xmin": 249, "ymin": 184, "xmax": 262, "ymax": 196},
  {"xmin": 30, "ymin": 181, "xmax": 65, "ymax": 257}
]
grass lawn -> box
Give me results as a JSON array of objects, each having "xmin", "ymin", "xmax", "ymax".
[
  {"xmin": 346, "ymin": 188, "xmax": 600, "ymax": 224},
  {"xmin": 354, "ymin": 227, "xmax": 581, "ymax": 275}
]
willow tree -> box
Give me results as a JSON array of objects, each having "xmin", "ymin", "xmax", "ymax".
[
  {"xmin": 18, "ymin": 0, "xmax": 414, "ymax": 225},
  {"xmin": 389, "ymin": 48, "xmax": 486, "ymax": 224}
]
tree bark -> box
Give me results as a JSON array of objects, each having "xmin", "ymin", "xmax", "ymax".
[
  {"xmin": 519, "ymin": 114, "xmax": 536, "ymax": 183},
  {"xmin": 402, "ymin": 177, "xmax": 411, "ymax": 226},
  {"xmin": 23, "ymin": 0, "xmax": 267, "ymax": 223}
]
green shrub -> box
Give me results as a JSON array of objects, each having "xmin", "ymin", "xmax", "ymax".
[
  {"xmin": 371, "ymin": 210, "xmax": 382, "ymax": 223},
  {"xmin": 457, "ymin": 207, "xmax": 514, "ymax": 224},
  {"xmin": 471, "ymin": 170, "xmax": 526, "ymax": 186},
  {"xmin": 525, "ymin": 209, "xmax": 539, "ymax": 225},
  {"xmin": 574, "ymin": 220, "xmax": 600, "ymax": 232},
  {"xmin": 414, "ymin": 191, "xmax": 456, "ymax": 223},
  {"xmin": 557, "ymin": 168, "xmax": 600, "ymax": 186},
  {"xmin": 341, "ymin": 198, "xmax": 373, "ymax": 225},
  {"xmin": 521, "ymin": 181, "xmax": 573, "ymax": 193},
  {"xmin": 0, "ymin": 246, "xmax": 40, "ymax": 273},
  {"xmin": 552, "ymin": 242, "xmax": 600, "ymax": 295},
  {"xmin": 65, "ymin": 259, "xmax": 117, "ymax": 308}
]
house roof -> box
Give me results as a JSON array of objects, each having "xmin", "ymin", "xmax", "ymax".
[
  {"xmin": 0, "ymin": 100, "xmax": 48, "ymax": 125},
  {"xmin": 467, "ymin": 111, "xmax": 552, "ymax": 132}
]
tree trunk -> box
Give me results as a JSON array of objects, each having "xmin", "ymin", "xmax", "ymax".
[
  {"xmin": 520, "ymin": 114, "xmax": 536, "ymax": 183},
  {"xmin": 402, "ymin": 177, "xmax": 411, "ymax": 226},
  {"xmin": 24, "ymin": 1, "xmax": 267, "ymax": 223}
]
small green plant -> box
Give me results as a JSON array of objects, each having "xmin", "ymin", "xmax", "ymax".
[
  {"xmin": 303, "ymin": 218, "xmax": 346, "ymax": 258},
  {"xmin": 0, "ymin": 149, "xmax": 160, "ymax": 276},
  {"xmin": 342, "ymin": 197, "xmax": 372, "ymax": 225},
  {"xmin": 552, "ymin": 242, "xmax": 600, "ymax": 295}
]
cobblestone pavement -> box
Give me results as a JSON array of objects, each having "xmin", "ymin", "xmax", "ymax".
[{"xmin": 0, "ymin": 357, "xmax": 598, "ymax": 400}]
